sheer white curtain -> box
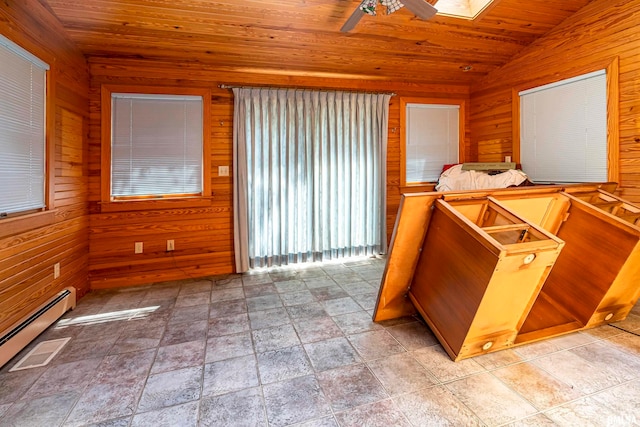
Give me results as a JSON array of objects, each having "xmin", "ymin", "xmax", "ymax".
[{"xmin": 233, "ymin": 88, "xmax": 390, "ymax": 271}]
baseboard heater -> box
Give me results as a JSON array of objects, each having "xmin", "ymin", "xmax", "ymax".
[{"xmin": 0, "ymin": 286, "xmax": 76, "ymax": 368}]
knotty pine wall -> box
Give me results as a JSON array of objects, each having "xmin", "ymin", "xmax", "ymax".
[
  {"xmin": 87, "ymin": 58, "xmax": 470, "ymax": 288},
  {"xmin": 0, "ymin": 1, "xmax": 90, "ymax": 333},
  {"xmin": 5, "ymin": 0, "xmax": 636, "ymax": 299},
  {"xmin": 470, "ymin": 0, "xmax": 640, "ymax": 201}
]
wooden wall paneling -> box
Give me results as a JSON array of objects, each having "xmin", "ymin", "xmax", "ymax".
[
  {"xmin": 0, "ymin": 220, "xmax": 86, "ymax": 284},
  {"xmin": 211, "ymin": 93, "xmax": 234, "ymax": 203},
  {"xmin": 471, "ymin": 0, "xmax": 640, "ymax": 200},
  {"xmin": 0, "ymin": 0, "xmax": 90, "ymax": 335},
  {"xmin": 0, "ymin": 217, "xmax": 88, "ymax": 333},
  {"xmin": 90, "ymin": 259, "xmax": 235, "ymax": 290},
  {"xmin": 86, "ymin": 57, "xmax": 469, "ymax": 288},
  {"xmin": 43, "ymin": 0, "xmax": 591, "ymax": 84}
]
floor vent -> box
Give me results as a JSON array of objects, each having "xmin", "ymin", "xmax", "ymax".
[
  {"xmin": 0, "ymin": 287, "xmax": 76, "ymax": 368},
  {"xmin": 9, "ymin": 337, "xmax": 71, "ymax": 371}
]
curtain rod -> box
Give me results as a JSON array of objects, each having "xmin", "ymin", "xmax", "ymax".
[{"xmin": 218, "ymin": 84, "xmax": 395, "ymax": 97}]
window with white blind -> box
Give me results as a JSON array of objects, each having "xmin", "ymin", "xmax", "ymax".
[
  {"xmin": 109, "ymin": 92, "xmax": 204, "ymax": 199},
  {"xmin": 0, "ymin": 35, "xmax": 49, "ymax": 216},
  {"xmin": 402, "ymin": 100, "xmax": 463, "ymax": 184},
  {"xmin": 519, "ymin": 70, "xmax": 608, "ymax": 183}
]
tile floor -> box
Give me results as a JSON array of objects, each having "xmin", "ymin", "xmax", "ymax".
[{"xmin": 2, "ymin": 256, "xmax": 640, "ymax": 426}]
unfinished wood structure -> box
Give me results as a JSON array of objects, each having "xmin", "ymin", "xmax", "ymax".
[{"xmin": 374, "ymin": 184, "xmax": 640, "ymax": 360}]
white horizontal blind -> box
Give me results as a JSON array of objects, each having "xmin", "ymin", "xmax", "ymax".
[
  {"xmin": 111, "ymin": 93, "xmax": 203, "ymax": 197},
  {"xmin": 520, "ymin": 70, "xmax": 607, "ymax": 183},
  {"xmin": 406, "ymin": 103, "xmax": 459, "ymax": 183},
  {"xmin": 0, "ymin": 35, "xmax": 48, "ymax": 215}
]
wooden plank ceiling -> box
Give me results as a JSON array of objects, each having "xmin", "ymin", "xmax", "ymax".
[{"xmin": 41, "ymin": 0, "xmax": 594, "ymax": 84}]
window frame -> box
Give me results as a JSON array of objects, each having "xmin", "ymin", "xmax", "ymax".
[
  {"xmin": 399, "ymin": 97, "xmax": 466, "ymax": 188},
  {"xmin": 512, "ymin": 57, "xmax": 619, "ymax": 184},
  {"xmin": 100, "ymin": 84, "xmax": 212, "ymax": 212},
  {"xmin": 0, "ymin": 35, "xmax": 55, "ymax": 237},
  {"xmin": 436, "ymin": 0, "xmax": 499, "ymax": 20}
]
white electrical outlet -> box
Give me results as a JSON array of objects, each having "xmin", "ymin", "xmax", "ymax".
[
  {"xmin": 167, "ymin": 240, "xmax": 175, "ymax": 251},
  {"xmin": 54, "ymin": 262, "xmax": 60, "ymax": 279},
  {"xmin": 135, "ymin": 242, "xmax": 143, "ymax": 254},
  {"xmin": 218, "ymin": 165, "xmax": 229, "ymax": 177}
]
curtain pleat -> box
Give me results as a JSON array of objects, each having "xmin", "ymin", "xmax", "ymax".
[{"xmin": 233, "ymin": 87, "xmax": 390, "ymax": 271}]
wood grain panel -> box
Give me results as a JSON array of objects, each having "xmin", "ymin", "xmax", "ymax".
[
  {"xmin": 471, "ymin": 0, "xmax": 640, "ymax": 201},
  {"xmin": 86, "ymin": 57, "xmax": 469, "ymax": 287},
  {"xmin": 43, "ymin": 0, "xmax": 591, "ymax": 84},
  {"xmin": 542, "ymin": 203, "xmax": 636, "ymax": 324},
  {"xmin": 410, "ymin": 202, "xmax": 498, "ymax": 355},
  {"xmin": 5, "ymin": 0, "xmax": 627, "ymax": 304},
  {"xmin": 0, "ymin": 0, "xmax": 90, "ymax": 336}
]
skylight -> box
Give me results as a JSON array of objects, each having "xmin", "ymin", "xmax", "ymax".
[{"xmin": 436, "ymin": 0, "xmax": 497, "ymax": 20}]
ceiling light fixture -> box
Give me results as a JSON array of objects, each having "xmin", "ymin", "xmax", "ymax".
[{"xmin": 341, "ymin": 0, "xmax": 438, "ymax": 32}]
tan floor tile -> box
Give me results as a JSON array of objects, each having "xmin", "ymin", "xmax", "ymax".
[
  {"xmin": 151, "ymin": 340, "xmax": 206, "ymax": 374},
  {"xmin": 205, "ymin": 332, "xmax": 253, "ymax": 363},
  {"xmin": 304, "ymin": 337, "xmax": 361, "ymax": 372},
  {"xmin": 1, "ymin": 392, "xmax": 80, "ymax": 427},
  {"xmin": 202, "ymin": 355, "xmax": 259, "ymax": 397},
  {"xmin": 294, "ymin": 316, "xmax": 344, "ymax": 344},
  {"xmin": 257, "ymin": 345, "xmax": 313, "ymax": 384},
  {"xmin": 335, "ymin": 399, "xmax": 410, "ymax": 427},
  {"xmin": 590, "ymin": 379, "xmax": 640, "ymax": 424},
  {"xmin": 607, "ymin": 330, "xmax": 640, "ymax": 355},
  {"xmin": 446, "ymin": 372, "xmax": 538, "ymax": 426},
  {"xmin": 502, "ymin": 413, "xmax": 558, "ymax": 426},
  {"xmin": 544, "ymin": 396, "xmax": 618, "ymax": 427},
  {"xmin": 385, "ymin": 321, "xmax": 438, "ymax": 351},
  {"xmin": 199, "ymin": 388, "xmax": 266, "ymax": 427},
  {"xmin": 317, "ymin": 364, "xmax": 388, "ymax": 411},
  {"xmin": 132, "ymin": 401, "xmax": 199, "ymax": 427},
  {"xmin": 207, "ymin": 312, "xmax": 250, "ymax": 337},
  {"xmin": 492, "ymin": 362, "xmax": 584, "ymax": 410},
  {"xmin": 348, "ymin": 330, "xmax": 405, "ymax": 360},
  {"xmin": 412, "ymin": 345, "xmax": 484, "ymax": 382},
  {"xmin": 611, "ymin": 313, "xmax": 640, "ymax": 332},
  {"xmin": 178, "ymin": 279, "xmax": 212, "ymax": 296},
  {"xmin": 367, "ymin": 352, "xmax": 437, "ymax": 395},
  {"xmin": 546, "ymin": 331, "xmax": 597, "ymax": 348},
  {"xmin": 333, "ymin": 311, "xmax": 383, "ymax": 335},
  {"xmin": 21, "ymin": 358, "xmax": 102, "ymax": 399},
  {"xmin": 296, "ymin": 416, "xmax": 338, "ymax": 426},
  {"xmin": 3, "ymin": 262, "xmax": 640, "ymax": 427},
  {"xmin": 579, "ymin": 325, "xmax": 624, "ymax": 340},
  {"xmin": 514, "ymin": 340, "xmax": 562, "ymax": 361},
  {"xmin": 473, "ymin": 348, "xmax": 524, "ymax": 370},
  {"xmin": 137, "ymin": 366, "xmax": 202, "ymax": 412},
  {"xmin": 570, "ymin": 341, "xmax": 640, "ymax": 382},
  {"xmin": 532, "ymin": 350, "xmax": 623, "ymax": 394},
  {"xmin": 393, "ymin": 385, "xmax": 484, "ymax": 426},
  {"xmin": 263, "ymin": 375, "xmax": 332, "ymax": 425}
]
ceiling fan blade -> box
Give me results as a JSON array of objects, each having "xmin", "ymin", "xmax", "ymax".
[
  {"xmin": 341, "ymin": 8, "xmax": 366, "ymax": 32},
  {"xmin": 401, "ymin": 0, "xmax": 438, "ymax": 20}
]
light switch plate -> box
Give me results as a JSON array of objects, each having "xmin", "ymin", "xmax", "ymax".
[{"xmin": 218, "ymin": 166, "xmax": 229, "ymax": 177}]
